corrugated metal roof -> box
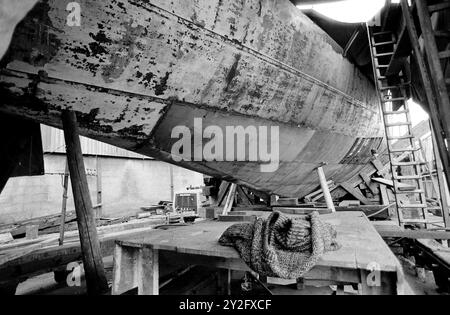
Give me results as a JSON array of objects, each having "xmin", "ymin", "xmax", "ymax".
[{"xmin": 41, "ymin": 125, "xmax": 151, "ymax": 159}]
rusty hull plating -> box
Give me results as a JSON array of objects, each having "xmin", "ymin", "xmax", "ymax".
[{"xmin": 0, "ymin": 0, "xmax": 383, "ymax": 197}]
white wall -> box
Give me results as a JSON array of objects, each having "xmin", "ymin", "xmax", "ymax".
[{"xmin": 0, "ymin": 154, "xmax": 204, "ymax": 224}]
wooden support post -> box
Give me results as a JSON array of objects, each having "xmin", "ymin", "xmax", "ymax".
[
  {"xmin": 96, "ymin": 157, "xmax": 103, "ymax": 219},
  {"xmin": 59, "ymin": 161, "xmax": 69, "ymax": 246},
  {"xmin": 415, "ymin": 0, "xmax": 450, "ymax": 136},
  {"xmin": 401, "ymin": 0, "xmax": 450, "ymax": 193},
  {"xmin": 222, "ymin": 184, "xmax": 237, "ymax": 215},
  {"xmin": 316, "ymin": 166, "xmax": 336, "ymax": 212},
  {"xmin": 431, "ymin": 127, "xmax": 450, "ymax": 228},
  {"xmin": 62, "ymin": 110, "xmax": 108, "ymax": 295}
]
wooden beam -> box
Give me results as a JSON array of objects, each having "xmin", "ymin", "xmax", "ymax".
[
  {"xmin": 431, "ymin": 127, "xmax": 450, "ymax": 228},
  {"xmin": 62, "ymin": 110, "xmax": 108, "ymax": 295},
  {"xmin": 236, "ymin": 186, "xmax": 252, "ymax": 206},
  {"xmin": 59, "ymin": 161, "xmax": 70, "ymax": 246},
  {"xmin": 360, "ymin": 173, "xmax": 377, "ymax": 195},
  {"xmin": 401, "ymin": 0, "xmax": 450, "ymax": 195},
  {"xmin": 376, "ymin": 227, "xmax": 450, "ymax": 240},
  {"xmin": 386, "ymin": 26, "xmax": 411, "ymax": 76},
  {"xmin": 343, "ymin": 28, "xmax": 360, "ymax": 57},
  {"xmin": 340, "ymin": 182, "xmax": 371, "ymax": 205},
  {"xmin": 216, "ymin": 182, "xmax": 231, "ymax": 207},
  {"xmin": 222, "ymin": 184, "xmax": 237, "ymax": 215},
  {"xmin": 372, "ymin": 177, "xmax": 415, "ymax": 190}
]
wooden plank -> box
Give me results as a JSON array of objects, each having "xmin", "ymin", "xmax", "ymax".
[
  {"xmin": 62, "ymin": 110, "xmax": 108, "ymax": 295},
  {"xmin": 274, "ymin": 207, "xmax": 332, "ymax": 215},
  {"xmin": 428, "ymin": 2, "xmax": 450, "ymax": 13},
  {"xmin": 416, "ymin": 239, "xmax": 450, "ymax": 270},
  {"xmin": 340, "ymin": 182, "xmax": 371, "ymax": 205},
  {"xmin": 216, "ymin": 182, "xmax": 231, "ymax": 207},
  {"xmin": 304, "ymin": 181, "xmax": 333, "ymax": 202},
  {"xmin": 0, "ymin": 236, "xmax": 60, "ymax": 267},
  {"xmin": 380, "ymin": 184, "xmax": 390, "ymax": 205},
  {"xmin": 222, "ymin": 184, "xmax": 237, "ymax": 215},
  {"xmin": 432, "ymin": 126, "xmax": 450, "ymax": 228},
  {"xmin": 218, "ymin": 215, "xmax": 257, "ymax": 222},
  {"xmin": 312, "ymin": 184, "xmax": 338, "ymax": 202},
  {"xmin": 415, "ymin": 0, "xmax": 450, "ymax": 138},
  {"xmin": 0, "ymin": 223, "xmax": 160, "ymax": 283},
  {"xmin": 375, "ymin": 227, "xmax": 450, "ymax": 240},
  {"xmin": 386, "ymin": 25, "xmax": 411, "ymax": 76},
  {"xmin": 236, "ymin": 186, "xmax": 252, "ymax": 206},
  {"xmin": 59, "ymin": 161, "xmax": 70, "ymax": 245},
  {"xmin": 372, "ymin": 159, "xmax": 387, "ymax": 176},
  {"xmin": 360, "ymin": 173, "xmax": 377, "ymax": 195},
  {"xmin": 372, "ymin": 178, "xmax": 415, "ymax": 190}
]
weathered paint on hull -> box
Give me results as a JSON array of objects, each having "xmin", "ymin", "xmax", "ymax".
[{"xmin": 0, "ymin": 0, "xmax": 383, "ymax": 197}]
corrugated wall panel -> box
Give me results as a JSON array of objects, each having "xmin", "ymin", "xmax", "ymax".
[{"xmin": 41, "ymin": 125, "xmax": 151, "ymax": 159}]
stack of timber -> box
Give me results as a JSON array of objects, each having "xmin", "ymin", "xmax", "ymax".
[
  {"xmin": 0, "ymin": 211, "xmax": 146, "ymax": 239},
  {"xmin": 0, "ymin": 215, "xmax": 168, "ymax": 287}
]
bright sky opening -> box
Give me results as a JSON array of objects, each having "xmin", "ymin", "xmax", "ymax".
[{"xmin": 297, "ymin": 0, "xmax": 402, "ymax": 23}]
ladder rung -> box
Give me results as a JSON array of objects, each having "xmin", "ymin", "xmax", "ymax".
[
  {"xmin": 397, "ymin": 204, "xmax": 428, "ymax": 209},
  {"xmin": 382, "ymin": 97, "xmax": 408, "ymax": 103},
  {"xmin": 387, "ymin": 134, "xmax": 415, "ymax": 140},
  {"xmin": 373, "ymin": 40, "xmax": 396, "ymax": 47},
  {"xmin": 394, "ymin": 174, "xmax": 423, "ymax": 180},
  {"xmin": 373, "ymin": 31, "xmax": 392, "ymax": 36},
  {"xmin": 374, "ymin": 52, "xmax": 394, "ymax": 57},
  {"xmin": 400, "ymin": 219, "xmax": 431, "ymax": 224},
  {"xmin": 376, "ymin": 64, "xmax": 389, "ymax": 68},
  {"xmin": 384, "ymin": 110, "xmax": 408, "ymax": 115},
  {"xmin": 439, "ymin": 50, "xmax": 450, "ymax": 59},
  {"xmin": 391, "ymin": 161, "xmax": 425, "ymax": 166},
  {"xmin": 435, "ymin": 30, "xmax": 450, "ymax": 38},
  {"xmin": 429, "ymin": 2, "xmax": 450, "ymax": 13},
  {"xmin": 389, "ymin": 147, "xmax": 420, "ymax": 153},
  {"xmin": 394, "ymin": 189, "xmax": 425, "ymax": 194},
  {"xmin": 385, "ymin": 121, "xmax": 411, "ymax": 127},
  {"xmin": 379, "ymin": 83, "xmax": 409, "ymax": 91}
]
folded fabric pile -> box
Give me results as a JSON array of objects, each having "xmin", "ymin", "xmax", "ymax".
[{"xmin": 219, "ymin": 211, "xmax": 340, "ymax": 279}]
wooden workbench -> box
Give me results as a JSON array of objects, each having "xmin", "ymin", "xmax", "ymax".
[{"xmin": 112, "ymin": 212, "xmax": 404, "ymax": 295}]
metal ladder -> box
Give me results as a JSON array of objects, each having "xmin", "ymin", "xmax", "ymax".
[{"xmin": 368, "ymin": 27, "xmax": 433, "ymax": 228}]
